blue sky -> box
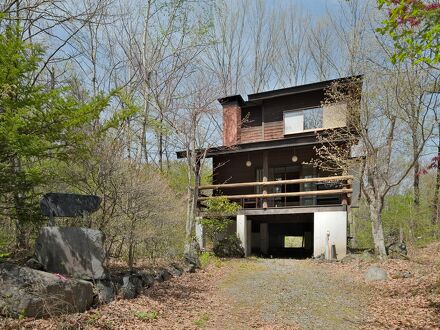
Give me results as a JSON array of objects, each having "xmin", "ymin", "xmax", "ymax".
[
  {"xmin": 266, "ymin": 0, "xmax": 342, "ymax": 17},
  {"xmin": 297, "ymin": 0, "xmax": 341, "ymax": 13}
]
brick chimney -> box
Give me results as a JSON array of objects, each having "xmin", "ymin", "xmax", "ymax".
[{"xmin": 219, "ymin": 95, "xmax": 244, "ymax": 147}]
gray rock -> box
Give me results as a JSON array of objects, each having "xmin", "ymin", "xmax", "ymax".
[
  {"xmin": 387, "ymin": 242, "xmax": 408, "ymax": 259},
  {"xmin": 120, "ymin": 275, "xmax": 142, "ymax": 299},
  {"xmin": 393, "ymin": 270, "xmax": 413, "ymax": 279},
  {"xmin": 95, "ymin": 280, "xmax": 115, "ymax": 304},
  {"xmin": 183, "ymin": 263, "xmax": 197, "ymax": 273},
  {"xmin": 0, "ymin": 263, "xmax": 93, "ymax": 318},
  {"xmin": 154, "ymin": 268, "xmax": 172, "ymax": 282},
  {"xmin": 25, "ymin": 258, "xmax": 44, "ymax": 270},
  {"xmin": 35, "ymin": 226, "xmax": 106, "ymax": 280},
  {"xmin": 168, "ymin": 263, "xmax": 183, "ymax": 277},
  {"xmin": 40, "ymin": 193, "xmax": 101, "ymax": 218},
  {"xmin": 138, "ymin": 271, "xmax": 155, "ymax": 287},
  {"xmin": 364, "ymin": 266, "xmax": 388, "ymax": 282},
  {"xmin": 184, "ymin": 241, "xmax": 201, "ymax": 271},
  {"xmin": 340, "ymin": 254, "xmax": 356, "ymax": 264}
]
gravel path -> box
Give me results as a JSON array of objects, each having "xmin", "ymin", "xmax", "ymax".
[{"xmin": 216, "ymin": 258, "xmax": 370, "ymax": 329}]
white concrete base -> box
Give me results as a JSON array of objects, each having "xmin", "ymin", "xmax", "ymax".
[
  {"xmin": 237, "ymin": 215, "xmax": 251, "ymax": 256},
  {"xmin": 313, "ymin": 211, "xmax": 347, "ymax": 259}
]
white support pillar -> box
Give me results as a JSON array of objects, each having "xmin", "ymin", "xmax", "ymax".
[
  {"xmin": 237, "ymin": 214, "xmax": 250, "ymax": 257},
  {"xmin": 195, "ymin": 217, "xmax": 205, "ymax": 250},
  {"xmin": 260, "ymin": 223, "xmax": 269, "ymax": 255}
]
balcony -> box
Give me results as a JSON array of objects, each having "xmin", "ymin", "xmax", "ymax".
[{"xmin": 198, "ymin": 175, "xmax": 353, "ymax": 210}]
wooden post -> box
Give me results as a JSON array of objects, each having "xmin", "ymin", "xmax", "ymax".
[
  {"xmin": 262, "ymin": 151, "xmax": 268, "ymax": 209},
  {"xmin": 341, "ymin": 194, "xmax": 348, "ymax": 205}
]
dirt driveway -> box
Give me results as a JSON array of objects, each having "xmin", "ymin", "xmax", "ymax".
[{"xmin": 213, "ymin": 258, "xmax": 370, "ymax": 329}]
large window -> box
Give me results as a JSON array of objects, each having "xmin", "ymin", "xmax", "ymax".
[{"xmin": 284, "ymin": 107, "xmax": 323, "ymax": 134}]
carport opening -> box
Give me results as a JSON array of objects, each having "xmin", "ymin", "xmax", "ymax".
[{"xmin": 251, "ymin": 214, "xmax": 314, "ymax": 259}]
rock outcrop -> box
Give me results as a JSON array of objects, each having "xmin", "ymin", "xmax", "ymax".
[{"xmin": 0, "ymin": 263, "xmax": 94, "ymax": 318}]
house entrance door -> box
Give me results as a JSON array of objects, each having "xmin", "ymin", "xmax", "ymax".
[{"xmin": 257, "ymin": 166, "xmax": 301, "ymax": 207}]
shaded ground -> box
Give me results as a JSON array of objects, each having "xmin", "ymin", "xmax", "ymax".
[{"xmin": 1, "ymin": 244, "xmax": 439, "ymax": 329}]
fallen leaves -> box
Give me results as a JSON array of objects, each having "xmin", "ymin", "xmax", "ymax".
[{"xmin": 0, "ymin": 243, "xmax": 439, "ymax": 329}]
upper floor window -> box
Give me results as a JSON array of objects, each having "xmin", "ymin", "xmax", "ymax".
[{"xmin": 284, "ymin": 107, "xmax": 323, "ymax": 134}]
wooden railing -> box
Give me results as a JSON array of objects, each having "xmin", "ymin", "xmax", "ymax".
[{"xmin": 198, "ymin": 175, "xmax": 353, "ymax": 208}]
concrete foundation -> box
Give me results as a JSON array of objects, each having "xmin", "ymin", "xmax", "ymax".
[
  {"xmin": 233, "ymin": 209, "xmax": 347, "ymax": 259},
  {"xmin": 313, "ymin": 211, "xmax": 347, "ymax": 259},
  {"xmin": 237, "ymin": 215, "xmax": 251, "ymax": 256}
]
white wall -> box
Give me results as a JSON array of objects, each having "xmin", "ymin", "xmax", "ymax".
[
  {"xmin": 323, "ymin": 103, "xmax": 347, "ymax": 129},
  {"xmin": 237, "ymin": 215, "xmax": 251, "ymax": 256},
  {"xmin": 313, "ymin": 211, "xmax": 347, "ymax": 259}
]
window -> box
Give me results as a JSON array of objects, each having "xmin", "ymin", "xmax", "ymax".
[
  {"xmin": 284, "ymin": 107, "xmax": 323, "ymax": 134},
  {"xmin": 284, "ymin": 236, "xmax": 304, "ymax": 248},
  {"xmin": 284, "ymin": 111, "xmax": 303, "ymax": 134},
  {"xmin": 304, "ymin": 107, "xmax": 323, "ymax": 130}
]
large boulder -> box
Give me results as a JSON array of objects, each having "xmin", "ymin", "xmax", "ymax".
[
  {"xmin": 364, "ymin": 266, "xmax": 388, "ymax": 282},
  {"xmin": 0, "ymin": 263, "xmax": 93, "ymax": 318},
  {"xmin": 35, "ymin": 226, "xmax": 106, "ymax": 280}
]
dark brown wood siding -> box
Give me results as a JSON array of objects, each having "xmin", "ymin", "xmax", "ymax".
[
  {"xmin": 262, "ymin": 90, "xmax": 324, "ymax": 125},
  {"xmin": 263, "ymin": 121, "xmax": 284, "ymax": 140},
  {"xmin": 240, "ymin": 126, "xmax": 263, "ymax": 143},
  {"xmin": 235, "ymin": 90, "xmax": 325, "ymax": 145}
]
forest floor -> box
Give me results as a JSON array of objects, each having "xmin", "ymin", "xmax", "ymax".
[{"xmin": 1, "ymin": 243, "xmax": 439, "ymax": 329}]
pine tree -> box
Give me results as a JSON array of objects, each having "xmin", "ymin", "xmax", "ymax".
[{"xmin": 0, "ymin": 22, "xmax": 109, "ymax": 248}]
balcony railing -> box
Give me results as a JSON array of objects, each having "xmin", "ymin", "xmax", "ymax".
[{"xmin": 198, "ymin": 175, "xmax": 353, "ymax": 209}]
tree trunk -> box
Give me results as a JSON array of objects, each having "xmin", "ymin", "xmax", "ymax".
[
  {"xmin": 158, "ymin": 113, "xmax": 163, "ymax": 172},
  {"xmin": 432, "ymin": 141, "xmax": 440, "ymax": 227},
  {"xmin": 11, "ymin": 156, "xmax": 26, "ymax": 249},
  {"xmin": 369, "ymin": 202, "xmax": 387, "ymax": 259},
  {"xmin": 413, "ymin": 160, "xmax": 420, "ymax": 207},
  {"xmin": 432, "ymin": 168, "xmax": 440, "ymax": 226},
  {"xmin": 140, "ymin": 112, "xmax": 149, "ymax": 163}
]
